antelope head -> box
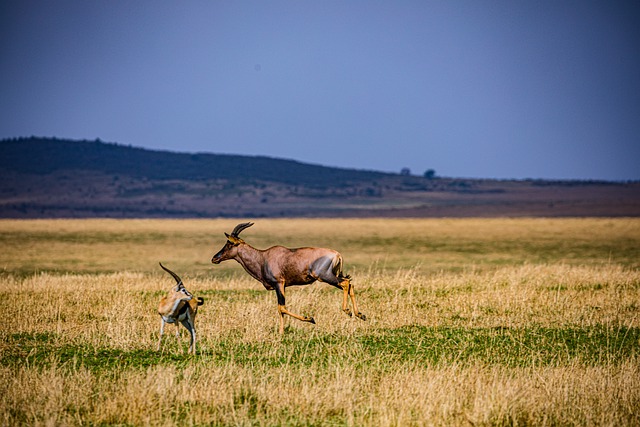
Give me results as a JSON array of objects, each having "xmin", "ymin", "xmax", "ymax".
[
  {"xmin": 211, "ymin": 222, "xmax": 254, "ymax": 264},
  {"xmin": 160, "ymin": 262, "xmax": 193, "ymax": 302}
]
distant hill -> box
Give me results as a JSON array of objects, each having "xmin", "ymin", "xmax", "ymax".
[
  {"xmin": 0, "ymin": 137, "xmax": 388, "ymax": 187},
  {"xmin": 1, "ymin": 137, "xmax": 639, "ymax": 218}
]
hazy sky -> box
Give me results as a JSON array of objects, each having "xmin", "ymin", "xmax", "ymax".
[{"xmin": 1, "ymin": 1, "xmax": 639, "ymax": 180}]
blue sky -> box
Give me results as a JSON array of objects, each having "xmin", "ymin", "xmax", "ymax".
[{"xmin": 1, "ymin": 1, "xmax": 639, "ymax": 180}]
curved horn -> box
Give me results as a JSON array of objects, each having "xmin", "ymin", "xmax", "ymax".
[
  {"xmin": 231, "ymin": 222, "xmax": 254, "ymax": 237},
  {"xmin": 159, "ymin": 262, "xmax": 182, "ymax": 285}
]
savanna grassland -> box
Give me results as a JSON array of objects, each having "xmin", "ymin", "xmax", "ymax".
[{"xmin": 1, "ymin": 218, "xmax": 639, "ymax": 426}]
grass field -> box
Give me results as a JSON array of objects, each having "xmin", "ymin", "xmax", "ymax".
[{"xmin": 1, "ymin": 218, "xmax": 639, "ymax": 426}]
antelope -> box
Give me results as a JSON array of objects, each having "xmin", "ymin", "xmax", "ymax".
[
  {"xmin": 157, "ymin": 262, "xmax": 204, "ymax": 354},
  {"xmin": 211, "ymin": 222, "xmax": 366, "ymax": 334}
]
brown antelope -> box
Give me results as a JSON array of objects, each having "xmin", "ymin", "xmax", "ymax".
[
  {"xmin": 157, "ymin": 263, "xmax": 204, "ymax": 354},
  {"xmin": 211, "ymin": 222, "xmax": 366, "ymax": 334}
]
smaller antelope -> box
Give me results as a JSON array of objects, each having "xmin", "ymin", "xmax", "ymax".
[{"xmin": 157, "ymin": 263, "xmax": 204, "ymax": 354}]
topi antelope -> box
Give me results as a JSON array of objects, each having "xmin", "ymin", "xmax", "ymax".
[
  {"xmin": 157, "ymin": 262, "xmax": 204, "ymax": 354},
  {"xmin": 211, "ymin": 222, "xmax": 366, "ymax": 334}
]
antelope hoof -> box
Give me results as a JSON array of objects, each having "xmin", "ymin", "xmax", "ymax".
[
  {"xmin": 356, "ymin": 312, "xmax": 367, "ymax": 321},
  {"xmin": 308, "ymin": 317, "xmax": 316, "ymax": 324},
  {"xmin": 343, "ymin": 308, "xmax": 353, "ymax": 317}
]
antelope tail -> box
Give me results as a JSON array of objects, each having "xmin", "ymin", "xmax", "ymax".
[{"xmin": 333, "ymin": 255, "xmax": 350, "ymax": 281}]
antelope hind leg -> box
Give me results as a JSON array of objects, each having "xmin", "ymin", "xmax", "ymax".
[
  {"xmin": 180, "ymin": 318, "xmax": 196, "ymax": 355},
  {"xmin": 340, "ymin": 278, "xmax": 352, "ymax": 317},
  {"xmin": 347, "ymin": 279, "xmax": 366, "ymax": 321}
]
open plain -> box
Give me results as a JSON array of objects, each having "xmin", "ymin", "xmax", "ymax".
[{"xmin": 1, "ymin": 218, "xmax": 639, "ymax": 426}]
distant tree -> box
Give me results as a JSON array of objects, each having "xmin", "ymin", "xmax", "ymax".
[
  {"xmin": 423, "ymin": 169, "xmax": 436, "ymax": 179},
  {"xmin": 400, "ymin": 167, "xmax": 411, "ymax": 176}
]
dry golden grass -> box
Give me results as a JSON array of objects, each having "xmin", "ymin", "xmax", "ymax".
[
  {"xmin": 1, "ymin": 217, "xmax": 638, "ymax": 275},
  {"xmin": 1, "ymin": 218, "xmax": 639, "ymax": 426},
  {"xmin": 2, "ymin": 361, "xmax": 638, "ymax": 426}
]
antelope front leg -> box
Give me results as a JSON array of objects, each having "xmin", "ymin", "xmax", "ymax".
[
  {"xmin": 157, "ymin": 319, "xmax": 166, "ymax": 351},
  {"xmin": 275, "ymin": 282, "xmax": 315, "ymax": 334},
  {"xmin": 275, "ymin": 283, "xmax": 287, "ymax": 334}
]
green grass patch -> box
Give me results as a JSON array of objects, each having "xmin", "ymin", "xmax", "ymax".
[
  {"xmin": 359, "ymin": 325, "xmax": 640, "ymax": 367},
  {"xmin": 2, "ymin": 338, "xmax": 190, "ymax": 372},
  {"xmin": 5, "ymin": 325, "xmax": 638, "ymax": 373}
]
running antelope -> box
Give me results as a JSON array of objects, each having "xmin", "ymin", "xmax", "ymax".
[
  {"xmin": 211, "ymin": 222, "xmax": 366, "ymax": 334},
  {"xmin": 157, "ymin": 263, "xmax": 204, "ymax": 354}
]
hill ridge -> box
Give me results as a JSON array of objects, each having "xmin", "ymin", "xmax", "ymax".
[
  {"xmin": 1, "ymin": 137, "xmax": 639, "ymax": 218},
  {"xmin": 0, "ymin": 137, "xmax": 390, "ymax": 187}
]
